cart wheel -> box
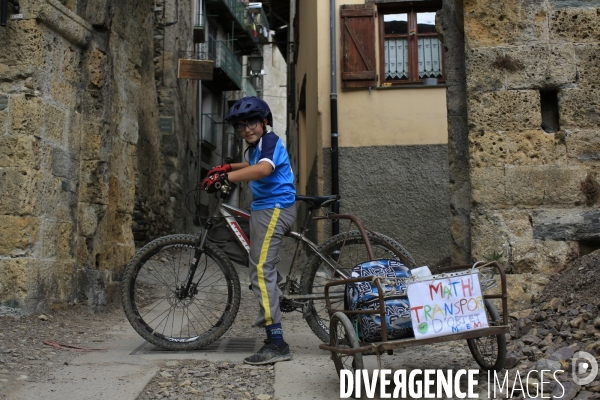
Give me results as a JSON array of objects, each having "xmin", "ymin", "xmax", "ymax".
[
  {"xmin": 467, "ymin": 299, "xmax": 507, "ymax": 371},
  {"xmin": 330, "ymin": 312, "xmax": 364, "ymax": 378}
]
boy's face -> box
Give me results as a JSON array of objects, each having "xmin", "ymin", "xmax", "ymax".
[{"xmin": 236, "ymin": 118, "xmax": 267, "ymax": 144}]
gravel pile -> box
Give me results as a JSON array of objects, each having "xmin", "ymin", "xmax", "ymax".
[
  {"xmin": 137, "ymin": 360, "xmax": 275, "ymax": 400},
  {"xmin": 498, "ymin": 250, "xmax": 600, "ymax": 399}
]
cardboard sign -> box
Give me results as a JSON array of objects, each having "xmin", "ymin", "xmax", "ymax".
[{"xmin": 407, "ymin": 272, "xmax": 488, "ymax": 339}]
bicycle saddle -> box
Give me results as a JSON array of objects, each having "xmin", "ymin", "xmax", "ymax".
[{"xmin": 295, "ymin": 194, "xmax": 340, "ymax": 210}]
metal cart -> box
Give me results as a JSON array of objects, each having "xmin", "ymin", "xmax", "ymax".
[{"xmin": 318, "ymin": 261, "xmax": 510, "ymax": 376}]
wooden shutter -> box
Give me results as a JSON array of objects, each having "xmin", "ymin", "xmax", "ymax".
[{"xmin": 340, "ymin": 4, "xmax": 377, "ymax": 88}]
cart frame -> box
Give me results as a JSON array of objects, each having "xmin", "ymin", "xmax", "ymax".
[{"xmin": 318, "ymin": 261, "xmax": 510, "ymax": 369}]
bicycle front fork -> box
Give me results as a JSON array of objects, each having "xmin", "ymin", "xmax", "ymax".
[{"xmin": 176, "ymin": 215, "xmax": 216, "ymax": 300}]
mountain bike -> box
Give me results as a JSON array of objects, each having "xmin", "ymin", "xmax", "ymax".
[{"xmin": 121, "ymin": 184, "xmax": 417, "ymax": 350}]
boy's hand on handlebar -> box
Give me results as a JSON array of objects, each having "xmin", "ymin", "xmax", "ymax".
[
  {"xmin": 206, "ymin": 164, "xmax": 231, "ymax": 177},
  {"xmin": 203, "ymin": 173, "xmax": 229, "ymax": 193}
]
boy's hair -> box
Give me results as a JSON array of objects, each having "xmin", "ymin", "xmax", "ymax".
[{"xmin": 225, "ymin": 96, "xmax": 273, "ymax": 127}]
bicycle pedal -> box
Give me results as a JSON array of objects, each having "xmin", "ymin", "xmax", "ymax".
[{"xmin": 302, "ymin": 301, "xmax": 312, "ymax": 318}]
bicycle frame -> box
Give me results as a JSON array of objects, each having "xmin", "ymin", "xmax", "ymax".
[{"xmin": 187, "ymin": 185, "xmax": 375, "ymax": 304}]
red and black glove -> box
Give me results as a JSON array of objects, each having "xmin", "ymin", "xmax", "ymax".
[
  {"xmin": 206, "ymin": 164, "xmax": 231, "ymax": 177},
  {"xmin": 202, "ymin": 173, "xmax": 229, "ymax": 193}
]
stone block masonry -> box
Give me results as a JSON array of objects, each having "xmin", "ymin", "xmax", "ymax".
[
  {"xmin": 0, "ymin": 0, "xmax": 155, "ymax": 313},
  {"xmin": 0, "ymin": 0, "xmax": 199, "ymax": 313},
  {"xmin": 462, "ymin": 0, "xmax": 600, "ymax": 308}
]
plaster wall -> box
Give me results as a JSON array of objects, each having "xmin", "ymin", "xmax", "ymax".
[
  {"xmin": 262, "ymin": 40, "xmax": 288, "ymax": 143},
  {"xmin": 338, "ymin": 88, "xmax": 448, "ymax": 147},
  {"xmin": 326, "ymin": 145, "xmax": 451, "ymax": 266},
  {"xmin": 294, "ymin": 0, "xmax": 324, "ymax": 196},
  {"xmin": 293, "ymin": 0, "xmax": 451, "ymax": 263}
]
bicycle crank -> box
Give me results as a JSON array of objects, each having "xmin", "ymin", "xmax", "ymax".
[{"xmin": 280, "ymin": 298, "xmax": 304, "ymax": 313}]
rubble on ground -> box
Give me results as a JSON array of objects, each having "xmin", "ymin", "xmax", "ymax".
[{"xmin": 499, "ymin": 250, "xmax": 600, "ymax": 399}]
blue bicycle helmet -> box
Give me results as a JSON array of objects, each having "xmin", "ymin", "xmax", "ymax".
[{"xmin": 224, "ymin": 96, "xmax": 273, "ymax": 127}]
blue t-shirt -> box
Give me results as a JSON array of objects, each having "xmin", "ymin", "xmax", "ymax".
[{"xmin": 248, "ymin": 131, "xmax": 296, "ymax": 211}]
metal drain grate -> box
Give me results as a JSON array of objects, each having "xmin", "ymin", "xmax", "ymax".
[{"xmin": 130, "ymin": 337, "xmax": 260, "ymax": 355}]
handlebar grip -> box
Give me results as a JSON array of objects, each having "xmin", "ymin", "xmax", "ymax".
[{"xmin": 214, "ymin": 181, "xmax": 222, "ymax": 190}]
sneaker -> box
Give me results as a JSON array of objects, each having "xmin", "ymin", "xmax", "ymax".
[{"xmin": 243, "ymin": 340, "xmax": 292, "ymax": 365}]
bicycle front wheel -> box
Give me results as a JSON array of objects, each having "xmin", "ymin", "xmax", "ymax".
[
  {"xmin": 300, "ymin": 230, "xmax": 416, "ymax": 343},
  {"xmin": 121, "ymin": 234, "xmax": 241, "ymax": 350}
]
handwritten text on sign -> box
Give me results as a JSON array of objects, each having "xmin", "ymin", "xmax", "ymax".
[{"xmin": 407, "ymin": 273, "xmax": 488, "ymax": 339}]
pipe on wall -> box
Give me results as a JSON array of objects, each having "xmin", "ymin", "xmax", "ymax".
[
  {"xmin": 330, "ymin": 0, "xmax": 340, "ymax": 235},
  {"xmin": 1, "ymin": 0, "xmax": 8, "ymax": 27}
]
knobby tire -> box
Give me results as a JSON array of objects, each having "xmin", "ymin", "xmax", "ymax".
[
  {"xmin": 330, "ymin": 312, "xmax": 364, "ymax": 377},
  {"xmin": 300, "ymin": 230, "xmax": 417, "ymax": 343},
  {"xmin": 121, "ymin": 234, "xmax": 241, "ymax": 351}
]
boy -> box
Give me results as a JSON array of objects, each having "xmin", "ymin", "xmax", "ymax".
[{"xmin": 203, "ymin": 97, "xmax": 296, "ymax": 365}]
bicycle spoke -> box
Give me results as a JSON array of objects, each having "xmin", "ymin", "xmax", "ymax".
[
  {"xmin": 141, "ymin": 261, "xmax": 177, "ymax": 288},
  {"xmin": 189, "ymin": 301, "xmax": 219, "ymax": 332},
  {"xmin": 151, "ymin": 306, "xmax": 177, "ymax": 336},
  {"xmin": 183, "ymin": 304, "xmax": 208, "ymax": 338},
  {"xmin": 302, "ymin": 232, "xmax": 416, "ymax": 343},
  {"xmin": 138, "ymin": 293, "xmax": 173, "ymax": 316},
  {"xmin": 191, "ymin": 295, "xmax": 227, "ymax": 323},
  {"xmin": 122, "ymin": 235, "xmax": 241, "ymax": 350}
]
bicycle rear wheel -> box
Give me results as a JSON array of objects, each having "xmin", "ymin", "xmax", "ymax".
[
  {"xmin": 121, "ymin": 234, "xmax": 241, "ymax": 350},
  {"xmin": 300, "ymin": 230, "xmax": 416, "ymax": 343}
]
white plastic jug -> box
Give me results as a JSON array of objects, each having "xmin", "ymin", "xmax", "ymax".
[{"xmin": 410, "ymin": 266, "xmax": 432, "ymax": 278}]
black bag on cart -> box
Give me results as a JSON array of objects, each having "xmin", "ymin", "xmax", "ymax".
[{"xmin": 345, "ymin": 259, "xmax": 414, "ymax": 342}]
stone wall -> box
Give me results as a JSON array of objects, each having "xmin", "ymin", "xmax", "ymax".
[
  {"xmin": 131, "ymin": 0, "xmax": 198, "ymax": 245},
  {"xmin": 437, "ymin": 0, "xmax": 472, "ymax": 265},
  {"xmin": 462, "ymin": 0, "xmax": 600, "ymax": 309},
  {"xmin": 0, "ymin": 0, "xmax": 154, "ymax": 313}
]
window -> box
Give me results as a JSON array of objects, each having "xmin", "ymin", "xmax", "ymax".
[{"xmin": 378, "ymin": 3, "xmax": 444, "ymax": 85}]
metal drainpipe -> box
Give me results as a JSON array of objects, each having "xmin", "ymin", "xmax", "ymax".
[
  {"xmin": 1, "ymin": 0, "xmax": 8, "ymax": 27},
  {"xmin": 330, "ymin": 0, "xmax": 339, "ymax": 235}
]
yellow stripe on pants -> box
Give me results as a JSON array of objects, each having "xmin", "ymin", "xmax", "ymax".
[{"xmin": 257, "ymin": 208, "xmax": 280, "ymax": 326}]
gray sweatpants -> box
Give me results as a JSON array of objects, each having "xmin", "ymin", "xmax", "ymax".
[{"xmin": 249, "ymin": 205, "xmax": 296, "ymax": 328}]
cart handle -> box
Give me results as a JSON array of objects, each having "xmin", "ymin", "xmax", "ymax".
[{"xmin": 313, "ymin": 214, "xmax": 374, "ymax": 260}]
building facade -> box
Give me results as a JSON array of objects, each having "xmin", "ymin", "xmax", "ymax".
[
  {"xmin": 288, "ymin": 0, "xmax": 452, "ymax": 267},
  {"xmin": 2, "ymin": 0, "xmax": 598, "ymax": 314},
  {"xmin": 288, "ymin": 0, "xmax": 600, "ymax": 310}
]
